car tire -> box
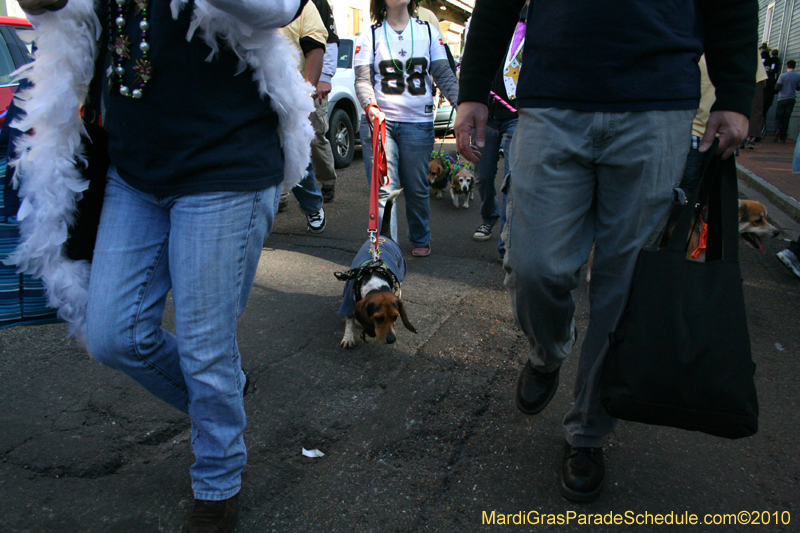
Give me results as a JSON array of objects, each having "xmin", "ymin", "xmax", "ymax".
[{"xmin": 327, "ymin": 108, "xmax": 355, "ymax": 169}]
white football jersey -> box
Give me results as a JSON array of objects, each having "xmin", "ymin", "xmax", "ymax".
[{"xmin": 354, "ymin": 18, "xmax": 448, "ymax": 122}]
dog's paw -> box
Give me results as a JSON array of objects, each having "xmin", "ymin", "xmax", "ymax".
[
  {"xmin": 341, "ymin": 337, "xmax": 355, "ymax": 349},
  {"xmin": 463, "ymin": 202, "xmax": 470, "ymax": 209},
  {"xmin": 435, "ymin": 191, "xmax": 443, "ymax": 199}
]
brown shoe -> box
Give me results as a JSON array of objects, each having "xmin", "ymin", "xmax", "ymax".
[{"xmin": 186, "ymin": 494, "xmax": 239, "ymax": 533}]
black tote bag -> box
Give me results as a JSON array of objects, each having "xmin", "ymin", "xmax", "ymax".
[{"xmin": 600, "ymin": 150, "xmax": 758, "ymax": 439}]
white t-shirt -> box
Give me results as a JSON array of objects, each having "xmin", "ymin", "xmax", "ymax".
[{"xmin": 354, "ymin": 18, "xmax": 448, "ymax": 122}]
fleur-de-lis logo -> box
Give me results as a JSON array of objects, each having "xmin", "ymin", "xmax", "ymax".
[
  {"xmin": 399, "ymin": 49, "xmax": 408, "ymax": 57},
  {"xmin": 133, "ymin": 59, "xmax": 153, "ymax": 83},
  {"xmin": 134, "ymin": 0, "xmax": 148, "ymax": 16},
  {"xmin": 114, "ymin": 35, "xmax": 131, "ymax": 59}
]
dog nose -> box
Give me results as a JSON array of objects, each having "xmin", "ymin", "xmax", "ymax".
[{"xmin": 386, "ymin": 333, "xmax": 396, "ymax": 344}]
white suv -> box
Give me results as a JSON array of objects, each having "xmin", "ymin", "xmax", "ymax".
[{"xmin": 327, "ymin": 37, "xmax": 362, "ymax": 169}]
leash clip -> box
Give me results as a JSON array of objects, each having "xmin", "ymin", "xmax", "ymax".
[{"xmin": 368, "ymin": 230, "xmax": 381, "ymax": 262}]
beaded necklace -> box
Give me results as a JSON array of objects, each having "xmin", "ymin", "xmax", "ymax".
[
  {"xmin": 383, "ymin": 19, "xmax": 414, "ymax": 72},
  {"xmin": 108, "ymin": 0, "xmax": 152, "ymax": 99}
]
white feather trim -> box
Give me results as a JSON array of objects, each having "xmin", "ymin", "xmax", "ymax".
[{"xmin": 5, "ymin": 0, "xmax": 314, "ymax": 344}]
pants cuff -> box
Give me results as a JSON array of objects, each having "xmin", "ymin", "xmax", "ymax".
[{"xmin": 193, "ymin": 486, "xmax": 241, "ymax": 502}]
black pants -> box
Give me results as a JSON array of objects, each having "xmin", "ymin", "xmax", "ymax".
[{"xmin": 774, "ymin": 98, "xmax": 795, "ymax": 141}]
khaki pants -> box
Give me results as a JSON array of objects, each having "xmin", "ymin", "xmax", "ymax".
[{"xmin": 311, "ymin": 96, "xmax": 337, "ymax": 191}]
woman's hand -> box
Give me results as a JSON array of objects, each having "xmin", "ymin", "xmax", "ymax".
[{"xmin": 367, "ymin": 105, "xmax": 385, "ymax": 124}]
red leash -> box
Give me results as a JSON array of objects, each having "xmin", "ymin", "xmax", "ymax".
[{"xmin": 367, "ymin": 105, "xmax": 388, "ymax": 260}]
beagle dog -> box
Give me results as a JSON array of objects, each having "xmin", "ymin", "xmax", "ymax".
[
  {"xmin": 450, "ymin": 165, "xmax": 475, "ymax": 209},
  {"xmin": 428, "ymin": 150, "xmax": 458, "ymax": 199},
  {"xmin": 336, "ymin": 189, "xmax": 416, "ymax": 348}
]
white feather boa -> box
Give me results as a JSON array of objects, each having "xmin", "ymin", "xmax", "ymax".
[{"xmin": 5, "ymin": 0, "xmax": 313, "ymax": 344}]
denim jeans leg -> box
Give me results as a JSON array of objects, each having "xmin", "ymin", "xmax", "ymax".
[
  {"xmin": 392, "ymin": 121, "xmax": 434, "ymax": 247},
  {"xmin": 498, "ymin": 191, "xmax": 509, "ymax": 257},
  {"xmin": 497, "ymin": 118, "xmax": 518, "ymax": 256},
  {"xmin": 474, "ymin": 122, "xmax": 502, "ymax": 228},
  {"xmin": 169, "ymin": 184, "xmax": 278, "ymax": 500},
  {"xmin": 292, "ymin": 162, "xmax": 324, "ymax": 215},
  {"xmin": 87, "ymin": 169, "xmax": 188, "ymax": 412},
  {"xmin": 360, "ymin": 115, "xmax": 373, "ymax": 186}
]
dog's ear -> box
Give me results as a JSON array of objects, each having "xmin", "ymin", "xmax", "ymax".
[
  {"xmin": 396, "ymin": 300, "xmax": 416, "ymax": 333},
  {"xmin": 738, "ymin": 200, "xmax": 749, "ymax": 222},
  {"xmin": 354, "ymin": 299, "xmax": 377, "ymax": 338}
]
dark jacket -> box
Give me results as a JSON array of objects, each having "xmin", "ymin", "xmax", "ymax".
[{"xmin": 459, "ymin": 0, "xmax": 757, "ymax": 117}]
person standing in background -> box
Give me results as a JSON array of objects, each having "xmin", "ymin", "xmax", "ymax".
[
  {"xmin": 279, "ymin": 0, "xmax": 329, "ymax": 233},
  {"xmin": 763, "ymin": 48, "xmax": 780, "ymax": 121},
  {"xmin": 471, "ymin": 3, "xmax": 527, "ymax": 259},
  {"xmin": 354, "ymin": 0, "xmax": 459, "ymax": 258},
  {"xmin": 310, "ymin": 0, "xmax": 340, "ymax": 203},
  {"xmin": 773, "ymin": 59, "xmax": 800, "ymax": 143}
]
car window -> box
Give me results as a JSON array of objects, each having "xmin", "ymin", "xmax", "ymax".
[
  {"xmin": 338, "ymin": 39, "xmax": 353, "ymax": 69},
  {"xmin": 12, "ymin": 26, "xmax": 33, "ymax": 55},
  {"xmin": 0, "ymin": 32, "xmax": 16, "ymax": 85}
]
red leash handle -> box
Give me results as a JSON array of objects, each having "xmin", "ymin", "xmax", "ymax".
[{"xmin": 368, "ymin": 105, "xmax": 388, "ymax": 241}]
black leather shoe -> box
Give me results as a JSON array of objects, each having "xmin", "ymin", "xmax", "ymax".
[
  {"xmin": 186, "ymin": 494, "xmax": 239, "ymax": 533},
  {"xmin": 561, "ymin": 442, "xmax": 604, "ymax": 503},
  {"xmin": 515, "ymin": 360, "xmax": 560, "ymax": 415}
]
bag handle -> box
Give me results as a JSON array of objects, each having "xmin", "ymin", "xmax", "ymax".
[
  {"xmin": 666, "ymin": 140, "xmax": 718, "ymax": 253},
  {"xmin": 703, "ymin": 154, "xmax": 740, "ymax": 263},
  {"xmin": 666, "ymin": 140, "xmax": 739, "ymax": 263}
]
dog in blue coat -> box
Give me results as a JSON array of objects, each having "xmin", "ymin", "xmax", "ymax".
[{"xmin": 336, "ymin": 189, "xmax": 416, "ymax": 348}]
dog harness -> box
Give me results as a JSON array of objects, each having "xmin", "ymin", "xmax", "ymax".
[{"xmin": 335, "ymin": 238, "xmax": 405, "ymax": 318}]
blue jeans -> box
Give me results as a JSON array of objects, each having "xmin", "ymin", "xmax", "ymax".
[
  {"xmin": 290, "ymin": 162, "xmax": 323, "ymax": 214},
  {"xmin": 360, "ymin": 116, "xmax": 434, "ymax": 247},
  {"xmin": 86, "ymin": 168, "xmax": 278, "ymax": 500},
  {"xmin": 474, "ymin": 117, "xmax": 517, "ymax": 256}
]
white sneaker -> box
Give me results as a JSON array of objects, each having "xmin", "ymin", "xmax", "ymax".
[
  {"xmin": 777, "ymin": 249, "xmax": 800, "ymax": 278},
  {"xmin": 473, "ymin": 223, "xmax": 493, "ymax": 241},
  {"xmin": 306, "ymin": 207, "xmax": 326, "ymax": 233}
]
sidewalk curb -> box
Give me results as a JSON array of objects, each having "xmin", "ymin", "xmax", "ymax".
[{"xmin": 736, "ymin": 163, "xmax": 800, "ymax": 224}]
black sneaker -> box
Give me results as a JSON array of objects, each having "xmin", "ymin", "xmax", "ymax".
[
  {"xmin": 306, "ymin": 207, "xmax": 326, "ymax": 233},
  {"xmin": 473, "ymin": 223, "xmax": 493, "ymax": 241}
]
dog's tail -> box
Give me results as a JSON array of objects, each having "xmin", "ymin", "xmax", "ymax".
[{"xmin": 381, "ymin": 188, "xmax": 403, "ymax": 237}]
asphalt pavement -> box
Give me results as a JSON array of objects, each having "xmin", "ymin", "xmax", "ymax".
[{"xmin": 1, "ymin": 139, "xmax": 799, "ymax": 532}]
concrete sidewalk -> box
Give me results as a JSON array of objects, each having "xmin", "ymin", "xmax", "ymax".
[{"xmin": 736, "ymin": 137, "xmax": 800, "ymax": 225}]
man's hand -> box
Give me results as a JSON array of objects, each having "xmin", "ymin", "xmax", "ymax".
[
  {"xmin": 699, "ymin": 110, "xmax": 749, "ymax": 160},
  {"xmin": 316, "ymin": 81, "xmax": 332, "ymax": 103},
  {"xmin": 18, "ymin": 0, "xmax": 67, "ymax": 15},
  {"xmin": 455, "ymin": 101, "xmax": 488, "ymax": 164}
]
